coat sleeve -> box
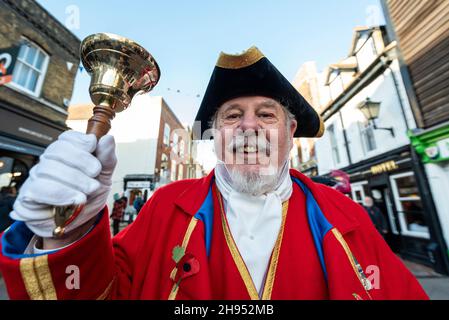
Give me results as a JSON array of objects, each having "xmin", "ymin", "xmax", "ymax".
[{"xmin": 0, "ymin": 191, "xmax": 160, "ymax": 300}]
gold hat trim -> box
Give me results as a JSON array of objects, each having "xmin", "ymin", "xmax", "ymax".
[
  {"xmin": 315, "ymin": 116, "xmax": 325, "ymax": 138},
  {"xmin": 216, "ymin": 46, "xmax": 265, "ymax": 69}
]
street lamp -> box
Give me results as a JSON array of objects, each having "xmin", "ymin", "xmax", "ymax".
[{"xmin": 357, "ymin": 98, "xmax": 395, "ymax": 137}]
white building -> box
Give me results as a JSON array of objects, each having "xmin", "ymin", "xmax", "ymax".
[{"xmin": 314, "ymin": 26, "xmax": 440, "ymax": 268}]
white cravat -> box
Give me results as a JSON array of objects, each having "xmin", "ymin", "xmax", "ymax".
[{"xmin": 214, "ymin": 161, "xmax": 292, "ymax": 296}]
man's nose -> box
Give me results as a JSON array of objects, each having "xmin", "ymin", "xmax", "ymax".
[{"xmin": 239, "ymin": 113, "xmax": 259, "ymax": 132}]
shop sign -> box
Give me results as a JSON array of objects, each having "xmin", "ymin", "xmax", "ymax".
[
  {"xmin": 0, "ymin": 46, "xmax": 19, "ymax": 86},
  {"xmin": 370, "ymin": 160, "xmax": 398, "ymax": 175},
  {"xmin": 127, "ymin": 181, "xmax": 151, "ymax": 189},
  {"xmin": 437, "ymin": 137, "xmax": 449, "ymax": 159}
]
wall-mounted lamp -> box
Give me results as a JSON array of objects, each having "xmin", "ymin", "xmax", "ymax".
[{"xmin": 357, "ymin": 98, "xmax": 395, "ymax": 137}]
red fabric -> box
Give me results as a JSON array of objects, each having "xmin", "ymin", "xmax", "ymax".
[{"xmin": 0, "ymin": 169, "xmax": 428, "ymax": 300}]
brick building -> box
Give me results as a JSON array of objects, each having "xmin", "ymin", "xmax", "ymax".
[{"xmin": 0, "ymin": 0, "xmax": 80, "ymax": 190}]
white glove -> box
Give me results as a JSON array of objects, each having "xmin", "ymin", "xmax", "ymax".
[{"xmin": 10, "ymin": 130, "xmax": 117, "ymax": 238}]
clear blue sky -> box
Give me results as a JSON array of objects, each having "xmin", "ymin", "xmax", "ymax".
[{"xmin": 38, "ymin": 0, "xmax": 384, "ymax": 125}]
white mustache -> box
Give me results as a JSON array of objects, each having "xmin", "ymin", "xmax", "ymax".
[{"xmin": 226, "ymin": 135, "xmax": 271, "ymax": 154}]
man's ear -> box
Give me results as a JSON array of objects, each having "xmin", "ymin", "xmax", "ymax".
[{"xmin": 290, "ymin": 119, "xmax": 297, "ymax": 139}]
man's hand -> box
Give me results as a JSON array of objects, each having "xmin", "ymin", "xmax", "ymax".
[{"xmin": 10, "ymin": 130, "xmax": 117, "ymax": 243}]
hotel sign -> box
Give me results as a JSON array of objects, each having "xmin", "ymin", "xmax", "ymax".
[{"xmin": 370, "ymin": 160, "xmax": 398, "ymax": 175}]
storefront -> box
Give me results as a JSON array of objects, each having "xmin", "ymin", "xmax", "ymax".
[
  {"xmin": 343, "ymin": 145, "xmax": 449, "ymax": 274},
  {"xmin": 123, "ymin": 174, "xmax": 155, "ymax": 205},
  {"xmin": 0, "ymin": 102, "xmax": 66, "ymax": 191},
  {"xmin": 410, "ymin": 122, "xmax": 449, "ymax": 274}
]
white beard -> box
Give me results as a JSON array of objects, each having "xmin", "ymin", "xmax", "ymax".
[
  {"xmin": 217, "ymin": 159, "xmax": 289, "ymax": 196},
  {"xmin": 227, "ymin": 166, "xmax": 280, "ymax": 196}
]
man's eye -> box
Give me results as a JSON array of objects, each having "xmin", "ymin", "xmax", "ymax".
[
  {"xmin": 226, "ymin": 114, "xmax": 240, "ymax": 119},
  {"xmin": 259, "ymin": 113, "xmax": 275, "ymax": 118}
]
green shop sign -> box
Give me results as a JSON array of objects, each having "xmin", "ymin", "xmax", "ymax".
[{"xmin": 409, "ymin": 123, "xmax": 449, "ymax": 164}]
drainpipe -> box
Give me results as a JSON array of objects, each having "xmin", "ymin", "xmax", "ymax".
[
  {"xmin": 380, "ymin": 56, "xmax": 410, "ymax": 131},
  {"xmin": 338, "ymin": 111, "xmax": 352, "ymax": 165}
]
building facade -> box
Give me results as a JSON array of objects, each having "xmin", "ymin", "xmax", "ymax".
[
  {"xmin": 314, "ymin": 26, "xmax": 448, "ymax": 273},
  {"xmin": 0, "ymin": 0, "xmax": 79, "ymax": 191},
  {"xmin": 382, "ymin": 0, "xmax": 449, "ymax": 274},
  {"xmin": 290, "ymin": 61, "xmax": 328, "ymax": 176}
]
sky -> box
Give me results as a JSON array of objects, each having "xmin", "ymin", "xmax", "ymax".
[{"xmin": 38, "ymin": 0, "xmax": 384, "ymax": 127}]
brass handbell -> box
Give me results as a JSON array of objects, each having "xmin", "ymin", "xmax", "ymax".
[{"xmin": 52, "ymin": 33, "xmax": 160, "ymax": 237}]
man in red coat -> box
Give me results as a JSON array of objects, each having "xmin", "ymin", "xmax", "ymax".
[{"xmin": 0, "ymin": 47, "xmax": 427, "ymax": 300}]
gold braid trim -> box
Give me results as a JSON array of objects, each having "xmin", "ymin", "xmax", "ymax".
[
  {"xmin": 218, "ymin": 190, "xmax": 259, "ymax": 300},
  {"xmin": 217, "ymin": 187, "xmax": 289, "ymax": 300},
  {"xmin": 331, "ymin": 228, "xmax": 373, "ymax": 300},
  {"xmin": 97, "ymin": 278, "xmax": 115, "ymax": 300},
  {"xmin": 315, "ymin": 116, "xmax": 326, "ymax": 137},
  {"xmin": 216, "ymin": 46, "xmax": 265, "ymax": 69},
  {"xmin": 20, "ymin": 255, "xmax": 57, "ymax": 300},
  {"xmin": 167, "ymin": 217, "xmax": 199, "ymax": 300},
  {"xmin": 261, "ymin": 201, "xmax": 289, "ymax": 300}
]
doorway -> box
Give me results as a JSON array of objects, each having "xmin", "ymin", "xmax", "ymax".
[{"xmin": 370, "ymin": 185, "xmax": 401, "ymax": 252}]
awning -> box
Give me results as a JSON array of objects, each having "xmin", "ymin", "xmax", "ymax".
[{"xmin": 0, "ymin": 134, "xmax": 45, "ymax": 156}]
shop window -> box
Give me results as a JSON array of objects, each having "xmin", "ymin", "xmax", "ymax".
[
  {"xmin": 390, "ymin": 172, "xmax": 430, "ymax": 239},
  {"xmin": 11, "ymin": 39, "xmax": 49, "ymax": 96},
  {"xmin": 0, "ymin": 157, "xmax": 28, "ymax": 190},
  {"xmin": 351, "ymin": 181, "xmax": 368, "ymax": 205}
]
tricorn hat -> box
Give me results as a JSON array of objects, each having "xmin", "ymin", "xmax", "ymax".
[{"xmin": 193, "ymin": 46, "xmax": 324, "ymax": 139}]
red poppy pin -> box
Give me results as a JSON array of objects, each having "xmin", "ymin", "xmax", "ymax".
[{"xmin": 171, "ymin": 245, "xmax": 200, "ymax": 291}]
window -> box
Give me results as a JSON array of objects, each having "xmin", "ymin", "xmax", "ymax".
[
  {"xmin": 179, "ymin": 140, "xmax": 185, "ymax": 159},
  {"xmin": 328, "ymin": 124, "xmax": 341, "ymax": 165},
  {"xmin": 163, "ymin": 124, "xmax": 171, "ymax": 146},
  {"xmin": 351, "ymin": 181, "xmax": 369, "ymax": 205},
  {"xmin": 160, "ymin": 154, "xmax": 169, "ymax": 179},
  {"xmin": 390, "ymin": 172, "xmax": 430, "ymax": 239},
  {"xmin": 170, "ymin": 160, "xmax": 177, "ymax": 181},
  {"xmin": 361, "ymin": 122, "xmax": 377, "ymax": 152},
  {"xmin": 172, "ymin": 132, "xmax": 178, "ymax": 154},
  {"xmin": 11, "ymin": 40, "xmax": 49, "ymax": 96}
]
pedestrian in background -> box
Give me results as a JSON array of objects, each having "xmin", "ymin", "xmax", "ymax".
[
  {"xmin": 364, "ymin": 196, "xmax": 388, "ymax": 235},
  {"xmin": 111, "ymin": 193, "xmax": 126, "ymax": 235},
  {"xmin": 133, "ymin": 191, "xmax": 144, "ymax": 215}
]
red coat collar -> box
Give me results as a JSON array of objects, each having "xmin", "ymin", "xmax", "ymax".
[{"xmin": 174, "ymin": 168, "xmax": 359, "ymax": 235}]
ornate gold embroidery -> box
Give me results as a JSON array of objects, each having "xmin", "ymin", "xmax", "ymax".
[
  {"xmin": 216, "ymin": 46, "xmax": 265, "ymax": 69},
  {"xmin": 168, "ymin": 217, "xmax": 199, "ymax": 300}
]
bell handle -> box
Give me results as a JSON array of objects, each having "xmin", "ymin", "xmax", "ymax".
[{"xmin": 52, "ymin": 104, "xmax": 116, "ymax": 237}]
